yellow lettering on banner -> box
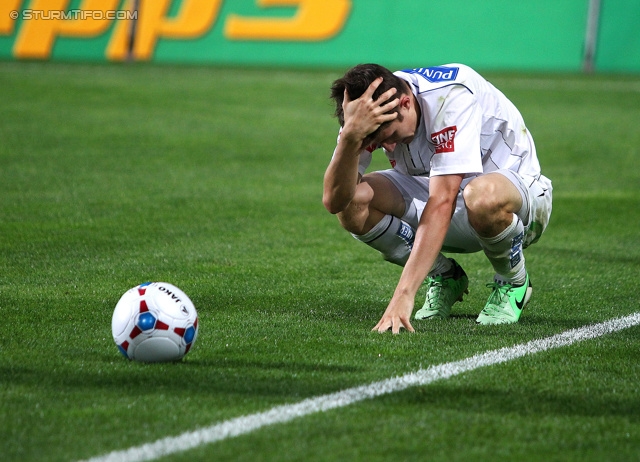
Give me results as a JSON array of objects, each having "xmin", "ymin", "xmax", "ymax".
[
  {"xmin": 224, "ymin": 0, "xmax": 351, "ymax": 41},
  {"xmin": 105, "ymin": 0, "xmax": 136, "ymax": 61},
  {"xmin": 107, "ymin": 0, "xmax": 222, "ymax": 61},
  {"xmin": 0, "ymin": 0, "xmax": 23, "ymax": 35},
  {"xmin": 13, "ymin": 0, "xmax": 119, "ymax": 59}
]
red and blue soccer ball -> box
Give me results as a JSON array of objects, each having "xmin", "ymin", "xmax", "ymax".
[{"xmin": 111, "ymin": 282, "xmax": 199, "ymax": 362}]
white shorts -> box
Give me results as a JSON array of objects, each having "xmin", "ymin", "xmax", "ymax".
[{"xmin": 377, "ymin": 169, "xmax": 553, "ymax": 254}]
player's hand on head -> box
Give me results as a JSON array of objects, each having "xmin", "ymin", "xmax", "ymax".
[{"xmin": 341, "ymin": 77, "xmax": 399, "ymax": 146}]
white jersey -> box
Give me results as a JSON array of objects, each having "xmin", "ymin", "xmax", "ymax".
[{"xmin": 351, "ymin": 64, "xmax": 542, "ymax": 187}]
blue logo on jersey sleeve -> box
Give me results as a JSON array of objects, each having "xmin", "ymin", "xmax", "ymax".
[{"xmin": 402, "ymin": 66, "xmax": 459, "ymax": 83}]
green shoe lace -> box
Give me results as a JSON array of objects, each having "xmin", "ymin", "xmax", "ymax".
[
  {"xmin": 414, "ymin": 260, "xmax": 469, "ymax": 320},
  {"xmin": 476, "ymin": 275, "xmax": 532, "ymax": 325}
]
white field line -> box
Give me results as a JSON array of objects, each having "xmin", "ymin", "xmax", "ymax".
[{"xmin": 82, "ymin": 312, "xmax": 640, "ymax": 462}]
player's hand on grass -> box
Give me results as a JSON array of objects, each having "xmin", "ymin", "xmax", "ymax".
[
  {"xmin": 372, "ymin": 292, "xmax": 415, "ymax": 334},
  {"xmin": 341, "ymin": 77, "xmax": 399, "ymax": 149}
]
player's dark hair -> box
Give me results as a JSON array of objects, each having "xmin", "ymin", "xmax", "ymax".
[{"xmin": 330, "ymin": 64, "xmax": 409, "ymax": 144}]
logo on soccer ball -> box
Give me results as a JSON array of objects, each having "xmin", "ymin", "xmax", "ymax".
[{"xmin": 111, "ymin": 282, "xmax": 199, "ymax": 362}]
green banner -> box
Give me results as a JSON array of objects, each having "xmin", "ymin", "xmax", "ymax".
[{"xmin": 0, "ymin": 0, "xmax": 638, "ymax": 72}]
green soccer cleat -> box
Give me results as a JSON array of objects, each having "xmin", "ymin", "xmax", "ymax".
[
  {"xmin": 415, "ymin": 259, "xmax": 469, "ymax": 320},
  {"xmin": 476, "ymin": 274, "xmax": 533, "ymax": 325}
]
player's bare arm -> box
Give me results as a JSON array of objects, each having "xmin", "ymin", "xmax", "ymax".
[
  {"xmin": 323, "ymin": 78, "xmax": 399, "ymax": 214},
  {"xmin": 373, "ymin": 173, "xmax": 464, "ymax": 334}
]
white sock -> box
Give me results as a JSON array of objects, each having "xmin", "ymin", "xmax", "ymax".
[
  {"xmin": 353, "ymin": 215, "xmax": 451, "ymax": 274},
  {"xmin": 428, "ymin": 254, "xmax": 453, "ymax": 276},
  {"xmin": 353, "ymin": 215, "xmax": 413, "ymax": 266},
  {"xmin": 475, "ymin": 214, "xmax": 526, "ymax": 286}
]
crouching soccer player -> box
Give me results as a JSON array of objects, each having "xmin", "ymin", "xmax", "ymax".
[{"xmin": 322, "ymin": 63, "xmax": 552, "ymax": 333}]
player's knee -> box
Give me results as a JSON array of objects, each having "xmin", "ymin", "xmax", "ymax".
[
  {"xmin": 464, "ymin": 176, "xmax": 517, "ymax": 237},
  {"xmin": 463, "ymin": 177, "xmax": 500, "ymax": 216},
  {"xmin": 332, "ymin": 184, "xmax": 375, "ymax": 234},
  {"xmin": 336, "ymin": 203, "xmax": 369, "ymax": 235}
]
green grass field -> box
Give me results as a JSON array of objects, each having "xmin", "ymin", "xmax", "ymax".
[{"xmin": 1, "ymin": 61, "xmax": 639, "ymax": 462}]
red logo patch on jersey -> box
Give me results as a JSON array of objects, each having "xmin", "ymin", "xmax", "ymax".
[
  {"xmin": 389, "ymin": 159, "xmax": 396, "ymax": 168},
  {"xmin": 365, "ymin": 143, "xmax": 377, "ymax": 153},
  {"xmin": 431, "ymin": 126, "xmax": 457, "ymax": 153}
]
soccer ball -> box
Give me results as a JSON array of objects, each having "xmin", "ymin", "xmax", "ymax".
[{"xmin": 112, "ymin": 282, "xmax": 199, "ymax": 362}]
